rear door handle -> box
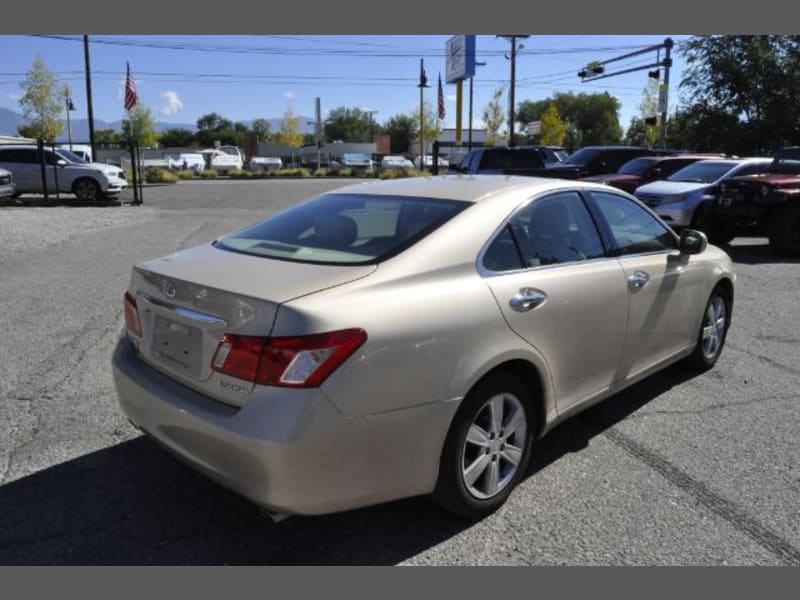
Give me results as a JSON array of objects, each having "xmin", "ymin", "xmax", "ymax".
[
  {"xmin": 627, "ymin": 270, "xmax": 650, "ymax": 290},
  {"xmin": 509, "ymin": 289, "xmax": 548, "ymax": 312}
]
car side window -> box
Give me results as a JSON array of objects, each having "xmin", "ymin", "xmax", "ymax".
[
  {"xmin": 591, "ymin": 191, "xmax": 677, "ymax": 255},
  {"xmin": 480, "ymin": 150, "xmax": 507, "ymax": 171},
  {"xmin": 483, "ymin": 191, "xmax": 605, "ymax": 271},
  {"xmin": 731, "ymin": 163, "xmax": 770, "ymax": 177}
]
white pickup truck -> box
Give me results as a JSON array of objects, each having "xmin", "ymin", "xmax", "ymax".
[{"xmin": 200, "ymin": 146, "xmax": 244, "ymax": 173}]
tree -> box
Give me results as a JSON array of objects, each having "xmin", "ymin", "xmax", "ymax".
[
  {"xmin": 383, "ymin": 114, "xmax": 416, "ymax": 154},
  {"xmin": 95, "ymin": 128, "xmax": 123, "ymax": 147},
  {"xmin": 482, "ymin": 88, "xmax": 506, "ymax": 146},
  {"xmin": 410, "ymin": 99, "xmax": 442, "ymax": 148},
  {"xmin": 539, "ymin": 102, "xmax": 567, "ymax": 146},
  {"xmin": 17, "ymin": 56, "xmax": 64, "ymax": 141},
  {"xmin": 517, "ymin": 91, "xmax": 623, "ymax": 148},
  {"xmin": 122, "ymin": 105, "xmax": 158, "ymax": 147},
  {"xmin": 275, "ymin": 106, "xmax": 304, "ymax": 150},
  {"xmin": 159, "ymin": 128, "xmax": 195, "ymax": 147},
  {"xmin": 195, "ymin": 112, "xmax": 237, "ymax": 147},
  {"xmin": 324, "ymin": 106, "xmax": 374, "ymax": 143},
  {"xmin": 251, "ymin": 118, "xmax": 272, "ymax": 142},
  {"xmin": 679, "ymin": 35, "xmax": 800, "ymax": 153}
]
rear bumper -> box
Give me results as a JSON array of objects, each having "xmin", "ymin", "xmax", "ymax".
[{"xmin": 111, "ymin": 335, "xmax": 456, "ymax": 515}]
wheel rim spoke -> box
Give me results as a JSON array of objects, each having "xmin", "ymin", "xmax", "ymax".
[
  {"xmin": 467, "ymin": 424, "xmax": 490, "ymax": 448},
  {"xmin": 485, "ymin": 460, "xmax": 500, "ymax": 495},
  {"xmin": 489, "ymin": 396, "xmax": 504, "ymax": 434},
  {"xmin": 501, "ymin": 443, "xmax": 522, "ymax": 466},
  {"xmin": 504, "ymin": 406, "xmax": 525, "ymax": 438},
  {"xmin": 463, "ymin": 453, "xmax": 491, "ymax": 487}
]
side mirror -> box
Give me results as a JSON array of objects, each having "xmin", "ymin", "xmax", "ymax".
[
  {"xmin": 57, "ymin": 159, "xmax": 67, "ymax": 167},
  {"xmin": 679, "ymin": 229, "xmax": 708, "ymax": 255}
]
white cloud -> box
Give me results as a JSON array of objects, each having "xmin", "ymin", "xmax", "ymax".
[
  {"xmin": 159, "ymin": 90, "xmax": 184, "ymax": 116},
  {"xmin": 284, "ymin": 90, "xmax": 295, "ymax": 99},
  {"xmin": 446, "ymin": 94, "xmax": 457, "ymax": 102},
  {"xmin": 7, "ymin": 92, "xmax": 21, "ymax": 102}
]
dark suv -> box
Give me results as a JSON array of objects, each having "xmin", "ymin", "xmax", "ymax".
[
  {"xmin": 708, "ymin": 147, "xmax": 800, "ymax": 255},
  {"xmin": 548, "ymin": 146, "xmax": 663, "ymax": 178}
]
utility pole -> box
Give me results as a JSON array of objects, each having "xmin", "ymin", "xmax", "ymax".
[
  {"xmin": 418, "ymin": 59, "xmax": 429, "ymax": 167},
  {"xmin": 659, "ymin": 38, "xmax": 673, "ymax": 149},
  {"xmin": 499, "ymin": 35, "xmax": 529, "ymax": 147},
  {"xmin": 83, "ymin": 35, "xmax": 96, "ymax": 161}
]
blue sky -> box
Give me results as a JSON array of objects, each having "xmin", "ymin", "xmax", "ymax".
[{"xmin": 0, "ymin": 35, "xmax": 691, "ymax": 132}]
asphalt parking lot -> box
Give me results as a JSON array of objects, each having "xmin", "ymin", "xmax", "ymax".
[{"xmin": 0, "ymin": 178, "xmax": 798, "ymax": 565}]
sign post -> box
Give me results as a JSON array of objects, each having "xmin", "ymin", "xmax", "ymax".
[{"xmin": 446, "ymin": 35, "xmax": 476, "ymax": 146}]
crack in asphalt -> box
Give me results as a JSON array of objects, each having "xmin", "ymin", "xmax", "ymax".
[
  {"xmin": 726, "ymin": 343, "xmax": 800, "ymax": 378},
  {"xmin": 0, "ymin": 310, "xmax": 123, "ymax": 486},
  {"xmin": 604, "ymin": 427, "xmax": 800, "ymax": 565},
  {"xmin": 631, "ymin": 394, "xmax": 800, "ymax": 418}
]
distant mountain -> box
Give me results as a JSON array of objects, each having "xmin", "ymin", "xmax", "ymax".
[{"xmin": 0, "ymin": 107, "xmax": 315, "ymax": 142}]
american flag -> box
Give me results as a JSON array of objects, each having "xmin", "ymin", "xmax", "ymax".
[
  {"xmin": 124, "ymin": 62, "xmax": 138, "ymax": 111},
  {"xmin": 437, "ymin": 73, "xmax": 445, "ymax": 120}
]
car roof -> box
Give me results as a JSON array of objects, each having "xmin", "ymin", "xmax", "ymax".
[{"xmin": 324, "ymin": 174, "xmax": 616, "ymax": 204}]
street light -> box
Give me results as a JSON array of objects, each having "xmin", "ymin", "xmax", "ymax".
[{"xmin": 468, "ymin": 61, "xmax": 487, "ymax": 150}]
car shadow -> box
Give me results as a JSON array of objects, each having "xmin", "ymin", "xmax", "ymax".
[
  {"xmin": 1, "ymin": 195, "xmax": 123, "ymax": 208},
  {"xmin": 723, "ymin": 239, "xmax": 800, "ymax": 265},
  {"xmin": 0, "ymin": 364, "xmax": 699, "ymax": 565}
]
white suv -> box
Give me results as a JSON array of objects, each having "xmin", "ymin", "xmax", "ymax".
[{"xmin": 0, "ymin": 145, "xmax": 127, "ymax": 201}]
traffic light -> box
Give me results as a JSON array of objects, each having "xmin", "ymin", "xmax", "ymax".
[
  {"xmin": 592, "ymin": 65, "xmax": 605, "ymax": 75},
  {"xmin": 644, "ymin": 116, "xmax": 658, "ymax": 126},
  {"xmin": 578, "ymin": 69, "xmax": 587, "ymax": 78},
  {"xmin": 648, "ymin": 69, "xmax": 660, "ymax": 80}
]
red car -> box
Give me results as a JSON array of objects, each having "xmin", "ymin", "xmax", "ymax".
[{"xmin": 583, "ymin": 154, "xmax": 724, "ymax": 194}]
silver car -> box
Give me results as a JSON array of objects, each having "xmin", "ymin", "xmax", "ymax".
[
  {"xmin": 0, "ymin": 144, "xmax": 127, "ymax": 201},
  {"xmin": 112, "ymin": 176, "xmax": 735, "ymax": 518}
]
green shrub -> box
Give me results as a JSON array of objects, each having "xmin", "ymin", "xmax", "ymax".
[
  {"xmin": 200, "ymin": 169, "xmax": 218, "ymax": 178},
  {"xmin": 228, "ymin": 169, "xmax": 251, "ymax": 179},
  {"xmin": 143, "ymin": 168, "xmax": 179, "ymax": 184},
  {"xmin": 296, "ymin": 168, "xmax": 311, "ymax": 177},
  {"xmin": 175, "ymin": 169, "xmax": 196, "ymax": 180},
  {"xmin": 313, "ymin": 168, "xmax": 328, "ymax": 177},
  {"xmin": 364, "ymin": 169, "xmax": 376, "ymax": 177},
  {"xmin": 338, "ymin": 168, "xmax": 353, "ymax": 177}
]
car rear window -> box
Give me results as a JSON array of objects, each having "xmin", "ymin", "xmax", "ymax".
[
  {"xmin": 618, "ymin": 157, "xmax": 659, "ymax": 175},
  {"xmin": 215, "ymin": 193, "xmax": 470, "ymax": 265}
]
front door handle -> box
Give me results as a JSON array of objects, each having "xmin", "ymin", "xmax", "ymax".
[
  {"xmin": 509, "ymin": 288, "xmax": 548, "ymax": 312},
  {"xmin": 627, "ymin": 270, "xmax": 650, "ymax": 290}
]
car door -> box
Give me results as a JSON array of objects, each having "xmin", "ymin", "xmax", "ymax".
[
  {"xmin": 481, "ymin": 190, "xmax": 629, "ymax": 411},
  {"xmin": 588, "ymin": 190, "xmax": 708, "ymax": 382}
]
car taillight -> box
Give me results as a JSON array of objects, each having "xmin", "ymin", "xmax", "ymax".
[
  {"xmin": 124, "ymin": 292, "xmax": 142, "ymax": 337},
  {"xmin": 211, "ymin": 328, "xmax": 367, "ymax": 388}
]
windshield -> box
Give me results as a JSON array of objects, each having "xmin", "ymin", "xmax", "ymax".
[
  {"xmin": 57, "ymin": 149, "xmax": 88, "ymax": 163},
  {"xmin": 218, "ymin": 147, "xmax": 240, "ymax": 156},
  {"xmin": 563, "ymin": 148, "xmax": 603, "ymax": 165},
  {"xmin": 667, "ymin": 161, "xmax": 739, "ymax": 183},
  {"xmin": 215, "ymin": 193, "xmax": 470, "ymax": 265},
  {"xmin": 618, "ymin": 157, "xmax": 659, "ymax": 176}
]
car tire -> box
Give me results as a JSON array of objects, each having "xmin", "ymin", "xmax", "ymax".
[
  {"xmin": 682, "ymin": 285, "xmax": 731, "ymax": 371},
  {"xmin": 767, "ymin": 206, "xmax": 800, "ymax": 257},
  {"xmin": 432, "ymin": 372, "xmax": 535, "ymax": 518},
  {"xmin": 72, "ymin": 177, "xmax": 101, "ymax": 202},
  {"xmin": 691, "ymin": 204, "xmax": 735, "ymax": 246}
]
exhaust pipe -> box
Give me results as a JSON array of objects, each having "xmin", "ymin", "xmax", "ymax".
[{"xmin": 260, "ymin": 507, "xmax": 291, "ymax": 523}]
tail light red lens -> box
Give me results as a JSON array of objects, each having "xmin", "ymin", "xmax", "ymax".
[
  {"xmin": 123, "ymin": 292, "xmax": 142, "ymax": 337},
  {"xmin": 211, "ymin": 328, "xmax": 367, "ymax": 388}
]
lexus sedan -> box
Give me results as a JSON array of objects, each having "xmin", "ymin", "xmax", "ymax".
[{"xmin": 112, "ymin": 176, "xmax": 734, "ymax": 519}]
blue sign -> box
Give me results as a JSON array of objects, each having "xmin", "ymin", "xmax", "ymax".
[{"xmin": 446, "ymin": 35, "xmax": 476, "ymax": 83}]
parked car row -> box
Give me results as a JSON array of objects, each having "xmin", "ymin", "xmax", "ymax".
[{"xmin": 0, "ymin": 167, "xmax": 16, "ymax": 200}]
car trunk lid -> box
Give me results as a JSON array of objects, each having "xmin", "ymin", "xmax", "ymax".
[{"xmin": 127, "ymin": 243, "xmax": 376, "ymax": 406}]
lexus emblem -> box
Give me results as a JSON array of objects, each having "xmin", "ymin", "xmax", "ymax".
[{"xmin": 160, "ymin": 279, "xmax": 177, "ymax": 298}]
